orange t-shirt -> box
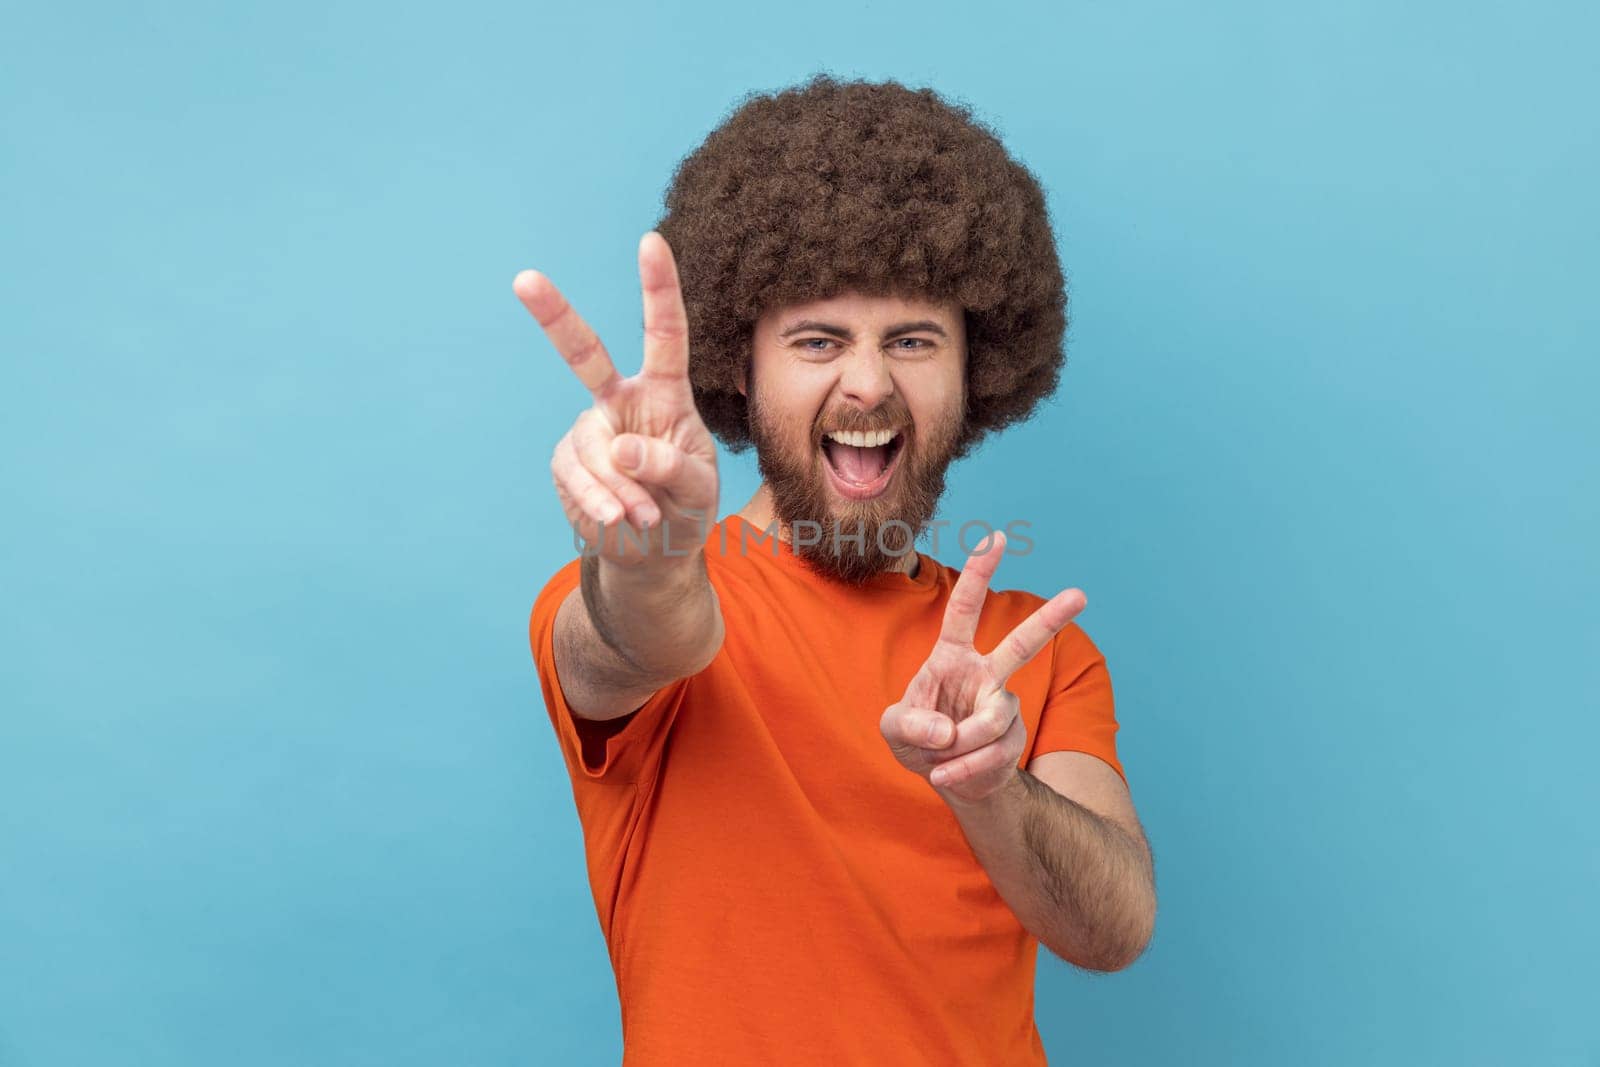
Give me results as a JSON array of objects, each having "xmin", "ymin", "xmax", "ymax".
[{"xmin": 528, "ymin": 514, "xmax": 1123, "ymax": 1066}]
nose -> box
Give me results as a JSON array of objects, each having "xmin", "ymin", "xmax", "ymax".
[{"xmin": 836, "ymin": 347, "xmax": 895, "ymax": 410}]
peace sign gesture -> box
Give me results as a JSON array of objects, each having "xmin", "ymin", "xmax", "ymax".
[
  {"xmin": 514, "ymin": 233, "xmax": 719, "ymax": 565},
  {"xmin": 880, "ymin": 531, "xmax": 1088, "ymax": 803}
]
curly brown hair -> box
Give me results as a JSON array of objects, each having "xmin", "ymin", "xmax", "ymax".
[{"xmin": 654, "ymin": 74, "xmax": 1067, "ymax": 458}]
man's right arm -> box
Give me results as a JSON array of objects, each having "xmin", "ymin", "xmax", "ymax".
[
  {"xmin": 554, "ymin": 549, "xmax": 724, "ymax": 720},
  {"xmin": 516, "ymin": 232, "xmax": 725, "ymax": 723}
]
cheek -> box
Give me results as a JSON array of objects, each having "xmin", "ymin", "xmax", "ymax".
[
  {"xmin": 753, "ymin": 369, "xmax": 829, "ymax": 446},
  {"xmin": 901, "ymin": 374, "xmax": 964, "ymax": 434},
  {"xmin": 778, "ymin": 368, "xmax": 833, "ymax": 415}
]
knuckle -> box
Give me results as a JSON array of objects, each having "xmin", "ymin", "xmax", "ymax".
[
  {"xmin": 883, "ymin": 706, "xmax": 922, "ymax": 748},
  {"xmin": 569, "ymin": 418, "xmax": 598, "ymax": 452},
  {"xmin": 583, "ymin": 459, "xmax": 620, "ymax": 491},
  {"xmin": 542, "ymin": 296, "xmax": 573, "ymax": 329},
  {"xmin": 962, "ymin": 750, "xmax": 995, "ymax": 777},
  {"xmin": 565, "ymin": 333, "xmax": 603, "ymax": 369},
  {"xmin": 582, "ymin": 450, "xmax": 627, "ymax": 487},
  {"xmin": 1004, "ymin": 633, "xmax": 1031, "ymax": 663},
  {"xmin": 574, "ymin": 407, "xmax": 608, "ymax": 437},
  {"xmin": 642, "ymin": 322, "xmax": 684, "ymax": 343}
]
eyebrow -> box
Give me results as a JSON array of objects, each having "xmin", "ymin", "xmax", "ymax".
[{"xmin": 778, "ymin": 319, "xmax": 949, "ymax": 341}]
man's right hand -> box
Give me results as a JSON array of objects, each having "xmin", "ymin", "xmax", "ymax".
[{"xmin": 514, "ymin": 232, "xmax": 720, "ymax": 568}]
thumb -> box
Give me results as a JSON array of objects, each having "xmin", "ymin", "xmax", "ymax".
[
  {"xmin": 879, "ymin": 702, "xmax": 956, "ymax": 767},
  {"xmin": 609, "ymin": 434, "xmax": 715, "ymax": 506}
]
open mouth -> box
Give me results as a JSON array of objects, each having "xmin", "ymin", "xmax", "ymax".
[{"xmin": 820, "ymin": 427, "xmax": 906, "ymax": 501}]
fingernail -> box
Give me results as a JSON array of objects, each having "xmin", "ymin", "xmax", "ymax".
[
  {"xmin": 929, "ymin": 720, "xmax": 952, "ymax": 746},
  {"xmin": 615, "ymin": 438, "xmax": 642, "ymax": 469}
]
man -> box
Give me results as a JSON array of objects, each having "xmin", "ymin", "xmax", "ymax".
[{"xmin": 515, "ymin": 76, "xmax": 1155, "ymax": 1065}]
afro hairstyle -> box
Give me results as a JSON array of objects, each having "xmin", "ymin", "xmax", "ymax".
[{"xmin": 654, "ymin": 74, "xmax": 1068, "ymax": 458}]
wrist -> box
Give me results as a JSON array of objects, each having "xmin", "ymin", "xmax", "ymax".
[
  {"xmin": 583, "ymin": 548, "xmax": 720, "ymax": 674},
  {"xmin": 592, "ymin": 541, "xmax": 705, "ymax": 575},
  {"xmin": 937, "ymin": 764, "xmax": 1029, "ymax": 816}
]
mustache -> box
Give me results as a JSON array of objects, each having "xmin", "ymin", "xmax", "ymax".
[{"xmin": 812, "ymin": 405, "xmax": 913, "ymax": 440}]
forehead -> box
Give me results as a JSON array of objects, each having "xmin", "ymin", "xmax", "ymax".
[{"xmin": 759, "ymin": 290, "xmax": 963, "ymax": 332}]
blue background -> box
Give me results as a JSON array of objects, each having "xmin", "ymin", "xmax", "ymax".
[{"xmin": 3, "ymin": 0, "xmax": 1596, "ymax": 1063}]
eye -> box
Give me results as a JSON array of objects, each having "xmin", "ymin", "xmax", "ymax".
[
  {"xmin": 890, "ymin": 337, "xmax": 933, "ymax": 353},
  {"xmin": 799, "ymin": 337, "xmax": 837, "ymax": 353}
]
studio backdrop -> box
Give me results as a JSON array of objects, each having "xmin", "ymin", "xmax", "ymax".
[{"xmin": 2, "ymin": 1, "xmax": 1596, "ymax": 1064}]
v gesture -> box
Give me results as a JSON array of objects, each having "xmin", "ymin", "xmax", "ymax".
[
  {"xmin": 514, "ymin": 232, "xmax": 720, "ymax": 567},
  {"xmin": 880, "ymin": 531, "xmax": 1087, "ymax": 803}
]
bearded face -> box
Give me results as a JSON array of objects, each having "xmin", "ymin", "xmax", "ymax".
[{"xmin": 743, "ymin": 292, "xmax": 968, "ymax": 584}]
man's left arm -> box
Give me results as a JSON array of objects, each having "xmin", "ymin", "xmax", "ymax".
[
  {"xmin": 879, "ymin": 532, "xmax": 1156, "ymax": 970},
  {"xmin": 938, "ymin": 750, "xmax": 1155, "ymax": 972}
]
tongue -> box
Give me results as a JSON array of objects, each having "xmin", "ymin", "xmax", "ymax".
[{"xmin": 826, "ymin": 441, "xmax": 890, "ymax": 484}]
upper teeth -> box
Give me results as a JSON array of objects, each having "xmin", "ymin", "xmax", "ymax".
[{"xmin": 825, "ymin": 429, "xmax": 897, "ymax": 448}]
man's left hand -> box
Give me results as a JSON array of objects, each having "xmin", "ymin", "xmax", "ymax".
[{"xmin": 879, "ymin": 531, "xmax": 1087, "ymax": 805}]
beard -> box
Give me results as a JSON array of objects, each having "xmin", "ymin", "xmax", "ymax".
[{"xmin": 746, "ymin": 386, "xmax": 965, "ymax": 585}]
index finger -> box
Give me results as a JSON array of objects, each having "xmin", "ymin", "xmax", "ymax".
[
  {"xmin": 512, "ymin": 269, "xmax": 622, "ymax": 397},
  {"xmin": 984, "ymin": 585, "xmax": 1086, "ymax": 682},
  {"xmin": 638, "ymin": 232, "xmax": 689, "ymax": 381},
  {"xmin": 937, "ymin": 529, "xmax": 1007, "ymax": 648}
]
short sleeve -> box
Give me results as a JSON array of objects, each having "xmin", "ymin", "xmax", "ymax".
[
  {"xmin": 1031, "ymin": 623, "xmax": 1125, "ymax": 784},
  {"xmin": 528, "ymin": 559, "xmax": 689, "ymax": 786}
]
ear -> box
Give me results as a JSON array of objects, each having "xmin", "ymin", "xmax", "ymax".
[{"xmin": 736, "ymin": 366, "xmax": 748, "ymax": 397}]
